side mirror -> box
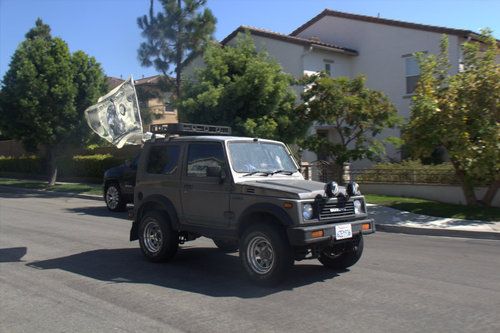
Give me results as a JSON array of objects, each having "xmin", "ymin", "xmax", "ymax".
[
  {"xmin": 206, "ymin": 166, "xmax": 222, "ymax": 177},
  {"xmin": 220, "ymin": 168, "xmax": 227, "ymax": 184},
  {"xmin": 206, "ymin": 166, "xmax": 227, "ymax": 184}
]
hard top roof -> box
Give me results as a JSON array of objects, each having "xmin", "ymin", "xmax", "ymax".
[{"xmin": 148, "ymin": 135, "xmax": 284, "ymax": 144}]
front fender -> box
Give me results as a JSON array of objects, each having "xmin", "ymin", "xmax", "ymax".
[{"xmin": 238, "ymin": 202, "xmax": 295, "ymax": 235}]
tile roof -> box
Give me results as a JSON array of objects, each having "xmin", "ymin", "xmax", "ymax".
[
  {"xmin": 106, "ymin": 75, "xmax": 173, "ymax": 88},
  {"xmin": 221, "ymin": 25, "xmax": 358, "ymax": 56},
  {"xmin": 290, "ymin": 9, "xmax": 486, "ymax": 39},
  {"xmin": 106, "ymin": 76, "xmax": 125, "ymax": 89}
]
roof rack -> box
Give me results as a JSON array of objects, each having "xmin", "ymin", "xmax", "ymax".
[{"xmin": 149, "ymin": 122, "xmax": 232, "ymax": 136}]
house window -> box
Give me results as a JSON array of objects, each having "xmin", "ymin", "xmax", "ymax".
[
  {"xmin": 324, "ymin": 60, "xmax": 333, "ymax": 76},
  {"xmin": 404, "ymin": 55, "xmax": 420, "ymax": 94}
]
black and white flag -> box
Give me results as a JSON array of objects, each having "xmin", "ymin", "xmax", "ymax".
[{"xmin": 84, "ymin": 77, "xmax": 143, "ymax": 148}]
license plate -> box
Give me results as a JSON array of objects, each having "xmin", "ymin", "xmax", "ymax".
[{"xmin": 335, "ymin": 224, "xmax": 352, "ymax": 240}]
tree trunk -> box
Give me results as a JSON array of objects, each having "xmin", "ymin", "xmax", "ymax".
[
  {"xmin": 452, "ymin": 160, "xmax": 478, "ymax": 206},
  {"xmin": 47, "ymin": 146, "xmax": 58, "ymax": 186},
  {"xmin": 460, "ymin": 182, "xmax": 478, "ymax": 206},
  {"xmin": 480, "ymin": 180, "xmax": 499, "ymax": 207}
]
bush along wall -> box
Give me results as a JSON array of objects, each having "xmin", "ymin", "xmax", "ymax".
[
  {"xmin": 0, "ymin": 154, "xmax": 126, "ymax": 180},
  {"xmin": 56, "ymin": 154, "xmax": 125, "ymax": 179},
  {"xmin": 353, "ymin": 160, "xmax": 460, "ymax": 184},
  {"xmin": 0, "ymin": 155, "xmax": 44, "ymax": 174}
]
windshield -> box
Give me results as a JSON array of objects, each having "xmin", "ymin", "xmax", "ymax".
[{"xmin": 228, "ymin": 141, "xmax": 298, "ymax": 174}]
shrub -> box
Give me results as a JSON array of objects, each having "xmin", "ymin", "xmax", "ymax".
[
  {"xmin": 0, "ymin": 155, "xmax": 44, "ymax": 174},
  {"xmin": 57, "ymin": 154, "xmax": 125, "ymax": 179},
  {"xmin": 353, "ymin": 160, "xmax": 459, "ymax": 184},
  {"xmin": 0, "ymin": 154, "xmax": 125, "ymax": 180}
]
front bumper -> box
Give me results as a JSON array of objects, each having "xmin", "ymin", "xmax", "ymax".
[{"xmin": 287, "ymin": 218, "xmax": 375, "ymax": 246}]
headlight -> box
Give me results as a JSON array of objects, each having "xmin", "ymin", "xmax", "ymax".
[
  {"xmin": 353, "ymin": 199, "xmax": 365, "ymax": 215},
  {"xmin": 302, "ymin": 203, "xmax": 314, "ymax": 220}
]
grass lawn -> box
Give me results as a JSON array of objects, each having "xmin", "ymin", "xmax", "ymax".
[
  {"xmin": 365, "ymin": 194, "xmax": 500, "ymax": 222},
  {"xmin": 0, "ymin": 178, "xmax": 102, "ymax": 196}
]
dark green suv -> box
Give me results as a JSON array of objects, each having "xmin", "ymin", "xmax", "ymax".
[{"xmin": 130, "ymin": 124, "xmax": 375, "ymax": 285}]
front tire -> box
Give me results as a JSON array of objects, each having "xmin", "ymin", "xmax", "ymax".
[
  {"xmin": 138, "ymin": 210, "xmax": 178, "ymax": 262},
  {"xmin": 240, "ymin": 223, "xmax": 293, "ymax": 286},
  {"xmin": 318, "ymin": 235, "xmax": 364, "ymax": 269},
  {"xmin": 105, "ymin": 183, "xmax": 126, "ymax": 212}
]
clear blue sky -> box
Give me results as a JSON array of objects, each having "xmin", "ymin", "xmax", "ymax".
[{"xmin": 1, "ymin": 0, "xmax": 499, "ymax": 81}]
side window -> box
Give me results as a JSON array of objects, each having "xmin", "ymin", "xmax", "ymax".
[
  {"xmin": 187, "ymin": 143, "xmax": 225, "ymax": 178},
  {"xmin": 405, "ymin": 55, "xmax": 420, "ymax": 94},
  {"xmin": 146, "ymin": 145, "xmax": 180, "ymax": 175}
]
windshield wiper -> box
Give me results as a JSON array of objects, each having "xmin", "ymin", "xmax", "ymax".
[
  {"xmin": 270, "ymin": 169, "xmax": 295, "ymax": 175},
  {"xmin": 242, "ymin": 171, "xmax": 272, "ymax": 177}
]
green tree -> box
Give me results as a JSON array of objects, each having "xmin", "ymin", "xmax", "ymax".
[
  {"xmin": 71, "ymin": 50, "xmax": 108, "ymax": 145},
  {"xmin": 179, "ymin": 33, "xmax": 308, "ymax": 143},
  {"xmin": 137, "ymin": 0, "xmax": 216, "ymax": 98},
  {"xmin": 0, "ymin": 19, "xmax": 107, "ymax": 185},
  {"xmin": 298, "ymin": 74, "xmax": 401, "ymax": 167},
  {"xmin": 404, "ymin": 32, "xmax": 499, "ymax": 206}
]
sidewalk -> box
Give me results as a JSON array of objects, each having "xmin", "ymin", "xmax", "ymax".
[{"xmin": 368, "ymin": 204, "xmax": 500, "ymax": 240}]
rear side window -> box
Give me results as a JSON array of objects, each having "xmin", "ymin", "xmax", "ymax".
[
  {"xmin": 146, "ymin": 145, "xmax": 180, "ymax": 175},
  {"xmin": 187, "ymin": 143, "xmax": 225, "ymax": 177}
]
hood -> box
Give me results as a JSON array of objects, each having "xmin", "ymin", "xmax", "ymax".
[{"xmin": 239, "ymin": 178, "xmax": 344, "ymax": 200}]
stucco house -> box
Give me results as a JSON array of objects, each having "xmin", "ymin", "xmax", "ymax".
[{"xmin": 184, "ymin": 9, "xmax": 496, "ymax": 165}]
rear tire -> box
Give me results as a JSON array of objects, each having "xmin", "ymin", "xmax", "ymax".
[
  {"xmin": 318, "ymin": 235, "xmax": 364, "ymax": 269},
  {"xmin": 213, "ymin": 239, "xmax": 239, "ymax": 253},
  {"xmin": 240, "ymin": 223, "xmax": 293, "ymax": 286},
  {"xmin": 138, "ymin": 210, "xmax": 178, "ymax": 262},
  {"xmin": 105, "ymin": 183, "xmax": 126, "ymax": 212}
]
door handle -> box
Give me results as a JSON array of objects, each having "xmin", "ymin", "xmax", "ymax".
[{"xmin": 183, "ymin": 184, "xmax": 193, "ymax": 192}]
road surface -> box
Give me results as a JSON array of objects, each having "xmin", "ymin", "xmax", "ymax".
[{"xmin": 1, "ymin": 188, "xmax": 499, "ymax": 332}]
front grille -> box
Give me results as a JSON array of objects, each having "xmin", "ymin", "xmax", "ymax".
[{"xmin": 318, "ymin": 200, "xmax": 355, "ymax": 220}]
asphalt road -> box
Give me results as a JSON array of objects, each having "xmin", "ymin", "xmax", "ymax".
[{"xmin": 1, "ymin": 188, "xmax": 499, "ymax": 333}]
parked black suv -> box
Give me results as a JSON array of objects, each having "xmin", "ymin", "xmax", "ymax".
[{"xmin": 103, "ymin": 154, "xmax": 139, "ymax": 211}]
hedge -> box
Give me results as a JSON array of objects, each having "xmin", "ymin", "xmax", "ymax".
[
  {"xmin": 353, "ymin": 160, "xmax": 460, "ymax": 184},
  {"xmin": 0, "ymin": 154, "xmax": 126, "ymax": 180},
  {"xmin": 0, "ymin": 156, "xmax": 44, "ymax": 174}
]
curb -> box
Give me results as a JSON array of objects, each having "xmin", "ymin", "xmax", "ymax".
[
  {"xmin": 0, "ymin": 185, "xmax": 103, "ymax": 202},
  {"xmin": 376, "ymin": 224, "xmax": 500, "ymax": 241}
]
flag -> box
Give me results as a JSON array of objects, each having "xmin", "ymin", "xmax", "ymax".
[{"xmin": 84, "ymin": 77, "xmax": 143, "ymax": 148}]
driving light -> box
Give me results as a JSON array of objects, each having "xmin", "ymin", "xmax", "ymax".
[
  {"xmin": 347, "ymin": 181, "xmax": 361, "ymax": 196},
  {"xmin": 353, "ymin": 199, "xmax": 365, "ymax": 215},
  {"xmin": 325, "ymin": 181, "xmax": 340, "ymax": 197},
  {"xmin": 303, "ymin": 204, "xmax": 314, "ymax": 220}
]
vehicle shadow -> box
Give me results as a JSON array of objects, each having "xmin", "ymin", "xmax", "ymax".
[
  {"xmin": 66, "ymin": 206, "xmax": 129, "ymax": 219},
  {"xmin": 27, "ymin": 246, "xmax": 343, "ymax": 298},
  {"xmin": 0, "ymin": 247, "xmax": 27, "ymax": 262},
  {"xmin": 0, "ymin": 186, "xmax": 100, "ymax": 200}
]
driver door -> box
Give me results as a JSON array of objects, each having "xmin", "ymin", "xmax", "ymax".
[{"xmin": 181, "ymin": 142, "xmax": 231, "ymax": 227}]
